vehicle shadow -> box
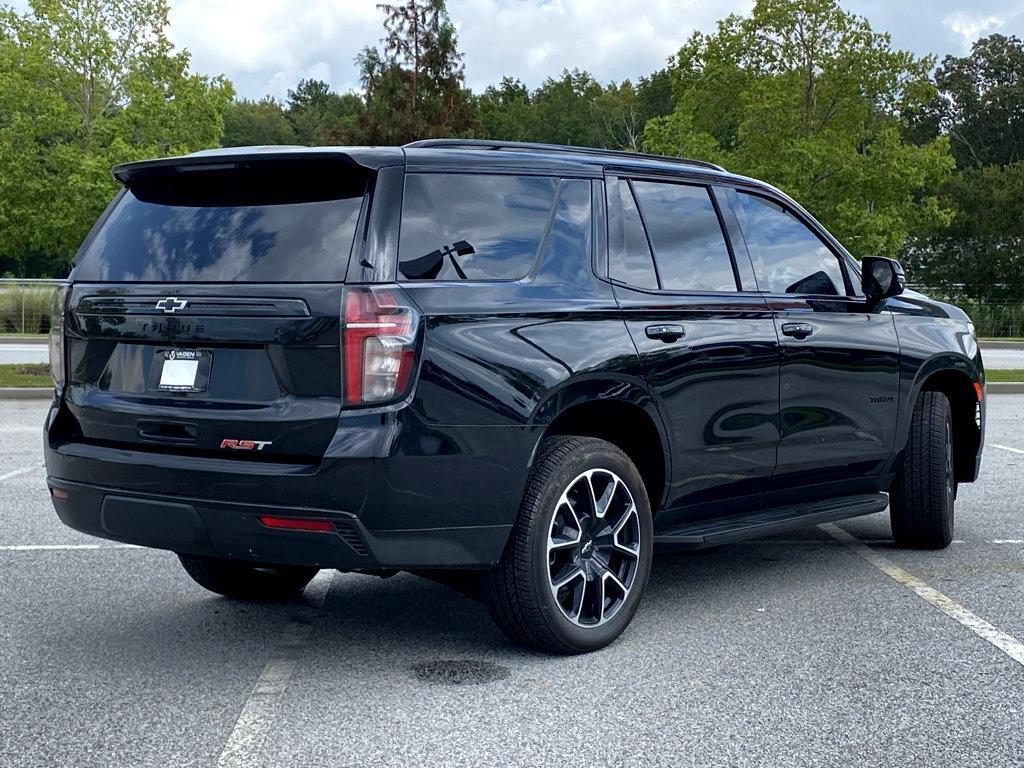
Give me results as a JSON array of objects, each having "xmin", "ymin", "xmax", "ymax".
[{"xmin": 61, "ymin": 528, "xmax": 876, "ymax": 674}]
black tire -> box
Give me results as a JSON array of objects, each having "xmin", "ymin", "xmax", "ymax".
[
  {"xmin": 483, "ymin": 436, "xmax": 654, "ymax": 654},
  {"xmin": 178, "ymin": 554, "xmax": 318, "ymax": 600},
  {"xmin": 889, "ymin": 390, "xmax": 956, "ymax": 549}
]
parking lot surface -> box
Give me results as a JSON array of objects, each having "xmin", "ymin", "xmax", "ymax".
[{"xmin": 1, "ymin": 397, "xmax": 1023, "ymax": 767}]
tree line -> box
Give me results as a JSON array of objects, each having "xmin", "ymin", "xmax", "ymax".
[{"xmin": 1, "ymin": 0, "xmax": 1022, "ymax": 324}]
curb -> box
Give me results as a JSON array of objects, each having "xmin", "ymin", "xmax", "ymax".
[
  {"xmin": 0, "ymin": 387, "xmax": 53, "ymax": 400},
  {"xmin": 989, "ymin": 382, "xmax": 1024, "ymax": 394}
]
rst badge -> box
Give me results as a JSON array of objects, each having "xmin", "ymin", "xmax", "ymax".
[{"xmin": 220, "ymin": 439, "xmax": 273, "ymax": 451}]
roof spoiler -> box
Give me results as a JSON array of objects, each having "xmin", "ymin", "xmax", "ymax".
[{"xmin": 111, "ymin": 147, "xmax": 401, "ymax": 185}]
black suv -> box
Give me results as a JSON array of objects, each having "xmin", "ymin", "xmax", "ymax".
[{"xmin": 45, "ymin": 140, "xmax": 985, "ymax": 653}]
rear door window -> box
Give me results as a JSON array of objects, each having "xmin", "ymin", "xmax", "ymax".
[
  {"xmin": 398, "ymin": 174, "xmax": 558, "ymax": 281},
  {"xmin": 733, "ymin": 191, "xmax": 847, "ymax": 295},
  {"xmin": 609, "ymin": 180, "xmax": 659, "ymax": 290},
  {"xmin": 630, "ymin": 180, "xmax": 737, "ymax": 292},
  {"xmin": 76, "ymin": 164, "xmax": 366, "ymax": 282}
]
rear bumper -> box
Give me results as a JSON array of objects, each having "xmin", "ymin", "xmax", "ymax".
[
  {"xmin": 48, "ymin": 477, "xmax": 512, "ymax": 570},
  {"xmin": 43, "ymin": 400, "xmax": 532, "ymax": 569}
]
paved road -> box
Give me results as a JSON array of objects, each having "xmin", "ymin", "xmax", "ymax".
[
  {"xmin": 0, "ymin": 344, "xmax": 48, "ymax": 365},
  {"xmin": 3, "ymin": 342, "xmax": 1023, "ymax": 369},
  {"xmin": 982, "ymin": 346, "xmax": 1024, "ymax": 370},
  {"xmin": 1, "ymin": 398, "xmax": 1023, "ymax": 766}
]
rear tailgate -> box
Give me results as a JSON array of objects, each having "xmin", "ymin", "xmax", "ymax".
[{"xmin": 60, "ymin": 155, "xmax": 372, "ymax": 462}]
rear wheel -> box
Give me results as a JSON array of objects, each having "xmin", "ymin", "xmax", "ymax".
[
  {"xmin": 889, "ymin": 390, "xmax": 956, "ymax": 549},
  {"xmin": 484, "ymin": 436, "xmax": 653, "ymax": 654},
  {"xmin": 178, "ymin": 554, "xmax": 318, "ymax": 599}
]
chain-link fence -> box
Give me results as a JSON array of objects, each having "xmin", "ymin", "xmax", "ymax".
[
  {"xmin": 0, "ymin": 279, "xmax": 64, "ymax": 335},
  {"xmin": 910, "ymin": 287, "xmax": 1024, "ymax": 338}
]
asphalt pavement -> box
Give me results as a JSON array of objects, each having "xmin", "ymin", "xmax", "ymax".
[{"xmin": 1, "ymin": 397, "xmax": 1023, "ymax": 766}]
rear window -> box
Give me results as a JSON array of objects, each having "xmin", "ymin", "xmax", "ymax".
[
  {"xmin": 398, "ymin": 173, "xmax": 558, "ymax": 281},
  {"xmin": 76, "ymin": 164, "xmax": 366, "ymax": 282}
]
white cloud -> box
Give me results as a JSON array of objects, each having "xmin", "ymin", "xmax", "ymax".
[
  {"xmin": 943, "ymin": 10, "xmax": 1005, "ymax": 45},
  {"xmin": 163, "ymin": 0, "xmax": 1023, "ymax": 100}
]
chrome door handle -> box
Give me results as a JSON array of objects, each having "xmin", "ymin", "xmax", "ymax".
[
  {"xmin": 781, "ymin": 322, "xmax": 813, "ymax": 339},
  {"xmin": 645, "ymin": 324, "xmax": 685, "ymax": 342}
]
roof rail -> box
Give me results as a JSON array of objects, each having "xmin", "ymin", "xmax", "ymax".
[{"xmin": 403, "ymin": 139, "xmax": 726, "ymax": 172}]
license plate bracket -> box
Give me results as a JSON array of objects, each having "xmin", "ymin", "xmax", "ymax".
[{"xmin": 151, "ymin": 349, "xmax": 212, "ymax": 393}]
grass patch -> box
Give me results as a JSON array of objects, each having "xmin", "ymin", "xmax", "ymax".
[
  {"xmin": 0, "ymin": 363, "xmax": 51, "ymax": 387},
  {"xmin": 988, "ymin": 369, "xmax": 1024, "ymax": 383}
]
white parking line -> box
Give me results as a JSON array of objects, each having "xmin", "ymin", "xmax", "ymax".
[
  {"xmin": 0, "ymin": 543, "xmax": 140, "ymax": 551},
  {"xmin": 216, "ymin": 569, "xmax": 335, "ymax": 767},
  {"xmin": 990, "ymin": 444, "xmax": 1024, "ymax": 455},
  {"xmin": 0, "ymin": 464, "xmax": 42, "ymax": 482},
  {"xmin": 821, "ymin": 523, "xmax": 1024, "ymax": 668}
]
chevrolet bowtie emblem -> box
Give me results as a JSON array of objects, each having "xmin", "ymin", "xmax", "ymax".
[{"xmin": 155, "ymin": 297, "xmax": 188, "ymax": 313}]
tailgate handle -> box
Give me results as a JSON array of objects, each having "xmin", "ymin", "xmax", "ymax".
[{"xmin": 137, "ymin": 421, "xmax": 200, "ymax": 444}]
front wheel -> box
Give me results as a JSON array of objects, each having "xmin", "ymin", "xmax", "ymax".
[
  {"xmin": 484, "ymin": 436, "xmax": 654, "ymax": 654},
  {"xmin": 178, "ymin": 554, "xmax": 318, "ymax": 600},
  {"xmin": 889, "ymin": 390, "xmax": 956, "ymax": 549}
]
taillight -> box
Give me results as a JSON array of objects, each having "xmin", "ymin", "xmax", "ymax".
[
  {"xmin": 48, "ymin": 285, "xmax": 68, "ymax": 387},
  {"xmin": 341, "ymin": 285, "xmax": 420, "ymax": 406}
]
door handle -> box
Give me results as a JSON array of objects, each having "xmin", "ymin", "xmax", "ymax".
[
  {"xmin": 645, "ymin": 324, "xmax": 685, "ymax": 342},
  {"xmin": 781, "ymin": 322, "xmax": 814, "ymax": 339}
]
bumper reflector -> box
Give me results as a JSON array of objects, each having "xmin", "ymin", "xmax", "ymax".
[
  {"xmin": 257, "ymin": 515, "xmax": 334, "ymax": 533},
  {"xmin": 50, "ymin": 487, "xmax": 69, "ymax": 501}
]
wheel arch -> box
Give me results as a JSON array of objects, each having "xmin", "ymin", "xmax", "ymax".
[
  {"xmin": 529, "ymin": 377, "xmax": 671, "ymax": 511},
  {"xmin": 908, "ymin": 359, "xmax": 983, "ymax": 484}
]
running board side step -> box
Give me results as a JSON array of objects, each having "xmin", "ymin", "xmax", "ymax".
[{"xmin": 653, "ymin": 493, "xmax": 888, "ymax": 550}]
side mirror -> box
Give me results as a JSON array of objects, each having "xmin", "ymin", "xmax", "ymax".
[{"xmin": 862, "ymin": 256, "xmax": 905, "ymax": 301}]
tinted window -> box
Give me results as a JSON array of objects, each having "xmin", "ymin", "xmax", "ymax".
[
  {"xmin": 399, "ymin": 174, "xmax": 558, "ymax": 281},
  {"xmin": 734, "ymin": 192, "xmax": 846, "ymax": 295},
  {"xmin": 631, "ymin": 181, "xmax": 736, "ymax": 292},
  {"xmin": 610, "ymin": 180, "xmax": 658, "ymax": 289},
  {"xmin": 77, "ymin": 177, "xmax": 364, "ymax": 283}
]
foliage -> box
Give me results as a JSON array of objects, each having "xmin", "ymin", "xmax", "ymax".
[
  {"xmin": 356, "ymin": 0, "xmax": 475, "ymax": 143},
  {"xmin": 934, "ymin": 34, "xmax": 1024, "ymax": 169},
  {"xmin": 903, "ymin": 162, "xmax": 1024, "ymax": 306},
  {"xmin": 0, "ymin": 0, "xmax": 232, "ymax": 276},
  {"xmin": 221, "ymin": 97, "xmax": 295, "ymax": 147},
  {"xmin": 0, "ymin": 284, "xmax": 57, "ymax": 333},
  {"xmin": 286, "ymin": 79, "xmax": 364, "ymax": 144},
  {"xmin": 643, "ymin": 0, "xmax": 954, "ymax": 258}
]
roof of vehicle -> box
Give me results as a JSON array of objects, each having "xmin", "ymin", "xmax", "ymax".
[{"xmin": 111, "ymin": 140, "xmax": 755, "ymax": 187}]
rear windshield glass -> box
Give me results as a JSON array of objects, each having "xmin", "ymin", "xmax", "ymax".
[{"xmin": 76, "ymin": 164, "xmax": 365, "ymax": 282}]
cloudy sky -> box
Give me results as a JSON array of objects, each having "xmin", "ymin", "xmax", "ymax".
[{"xmin": 22, "ymin": 0, "xmax": 1024, "ymax": 98}]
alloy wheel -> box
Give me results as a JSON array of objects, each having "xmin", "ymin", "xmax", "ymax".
[{"xmin": 546, "ymin": 468, "xmax": 641, "ymax": 627}]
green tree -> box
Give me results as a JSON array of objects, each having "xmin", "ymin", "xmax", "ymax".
[
  {"xmin": 643, "ymin": 0, "xmax": 953, "ymax": 258},
  {"xmin": 285, "ymin": 79, "xmax": 364, "ymax": 145},
  {"xmin": 475, "ymin": 77, "xmax": 532, "ymax": 141},
  {"xmin": 357, "ymin": 0, "xmax": 475, "ymax": 143},
  {"xmin": 222, "ymin": 96, "xmax": 296, "ymax": 147},
  {"xmin": 904, "ymin": 162, "xmax": 1024, "ymax": 305},
  {"xmin": 904, "ymin": 34, "xmax": 1024, "ymax": 313},
  {"xmin": 529, "ymin": 69, "xmax": 604, "ymax": 147},
  {"xmin": 934, "ymin": 34, "xmax": 1024, "ymax": 169},
  {"xmin": 0, "ymin": 0, "xmax": 232, "ymax": 276}
]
